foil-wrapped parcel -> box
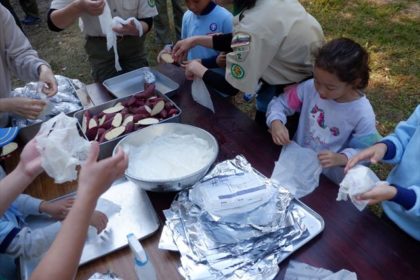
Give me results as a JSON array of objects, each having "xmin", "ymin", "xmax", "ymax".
[
  {"xmin": 160, "ymin": 155, "xmax": 309, "ymax": 280},
  {"xmin": 10, "ymin": 75, "xmax": 83, "ymax": 127}
]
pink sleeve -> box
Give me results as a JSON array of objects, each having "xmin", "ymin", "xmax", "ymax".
[{"xmin": 285, "ymin": 85, "xmax": 302, "ymax": 111}]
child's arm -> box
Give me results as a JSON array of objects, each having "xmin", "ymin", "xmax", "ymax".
[
  {"xmin": 266, "ymin": 84, "xmax": 303, "ymax": 145},
  {"xmin": 345, "ymin": 143, "xmax": 387, "ymax": 172},
  {"xmin": 355, "ymin": 183, "xmax": 417, "ymax": 211},
  {"xmin": 39, "ymin": 197, "xmax": 74, "ymax": 220},
  {"xmin": 0, "ymin": 139, "xmax": 43, "ymax": 216},
  {"xmin": 380, "ymin": 105, "xmax": 420, "ymax": 164},
  {"xmin": 5, "ymin": 222, "xmax": 61, "ymax": 259},
  {"xmin": 318, "ymin": 151, "xmax": 348, "ymax": 168},
  {"xmin": 31, "ymin": 142, "xmax": 127, "ymax": 280},
  {"xmin": 266, "ymin": 84, "xmax": 303, "ymax": 128}
]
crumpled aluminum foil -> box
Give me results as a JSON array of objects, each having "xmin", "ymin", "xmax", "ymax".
[
  {"xmin": 10, "ymin": 75, "xmax": 83, "ymax": 127},
  {"xmin": 144, "ymin": 70, "xmax": 156, "ymax": 84},
  {"xmin": 160, "ymin": 155, "xmax": 309, "ymax": 280}
]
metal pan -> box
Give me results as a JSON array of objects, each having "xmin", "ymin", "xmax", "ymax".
[
  {"xmin": 74, "ymin": 90, "xmax": 182, "ymax": 159},
  {"xmin": 103, "ymin": 67, "xmax": 179, "ymax": 98}
]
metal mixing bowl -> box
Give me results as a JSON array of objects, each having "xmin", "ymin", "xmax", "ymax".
[{"xmin": 113, "ymin": 123, "xmax": 219, "ymax": 192}]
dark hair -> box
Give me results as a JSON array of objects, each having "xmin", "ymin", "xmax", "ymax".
[
  {"xmin": 315, "ymin": 38, "xmax": 370, "ymax": 89},
  {"xmin": 234, "ymin": 0, "xmax": 257, "ymax": 12}
]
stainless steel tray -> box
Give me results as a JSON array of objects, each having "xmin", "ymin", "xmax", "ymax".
[
  {"xmin": 19, "ymin": 179, "xmax": 160, "ymax": 280},
  {"xmin": 74, "ymin": 90, "xmax": 182, "ymax": 159},
  {"xmin": 253, "ymin": 169, "xmax": 324, "ymax": 261},
  {"xmin": 278, "ymin": 198, "xmax": 324, "ymax": 262},
  {"xmin": 103, "ymin": 67, "xmax": 179, "ymax": 98}
]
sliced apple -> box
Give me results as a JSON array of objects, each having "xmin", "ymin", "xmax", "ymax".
[
  {"xmin": 111, "ymin": 113, "xmax": 123, "ymax": 127},
  {"xmin": 102, "ymin": 104, "xmax": 124, "ymax": 114},
  {"xmin": 122, "ymin": 115, "xmax": 134, "ymax": 126},
  {"xmin": 81, "ymin": 111, "xmax": 91, "ymax": 134},
  {"xmin": 144, "ymin": 105, "xmax": 152, "ymax": 114},
  {"xmin": 104, "ymin": 126, "xmax": 126, "ymax": 141},
  {"xmin": 160, "ymin": 52, "xmax": 174, "ymax": 64},
  {"xmin": 150, "ymin": 100, "xmax": 165, "ymax": 116},
  {"xmin": 98, "ymin": 115, "xmax": 107, "ymax": 126},
  {"xmin": 136, "ymin": 117, "xmax": 159, "ymax": 125},
  {"xmin": 88, "ymin": 117, "xmax": 98, "ymax": 129},
  {"xmin": 1, "ymin": 142, "xmax": 18, "ymax": 157}
]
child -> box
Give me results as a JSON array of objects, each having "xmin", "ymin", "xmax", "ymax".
[
  {"xmin": 266, "ymin": 38, "xmax": 382, "ymax": 184},
  {"xmin": 31, "ymin": 142, "xmax": 128, "ymax": 279},
  {"xmin": 0, "ymin": 138, "xmax": 109, "ymax": 279},
  {"xmin": 160, "ymin": 0, "xmax": 232, "ymax": 72},
  {"xmin": 345, "ymin": 105, "xmax": 420, "ymax": 241},
  {"xmin": 182, "ymin": 0, "xmax": 232, "ymax": 69}
]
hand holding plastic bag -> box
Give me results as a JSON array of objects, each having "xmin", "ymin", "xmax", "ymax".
[
  {"xmin": 337, "ymin": 165, "xmax": 381, "ymax": 211},
  {"xmin": 35, "ymin": 113, "xmax": 91, "ymax": 183},
  {"xmin": 271, "ymin": 141, "xmax": 322, "ymax": 198}
]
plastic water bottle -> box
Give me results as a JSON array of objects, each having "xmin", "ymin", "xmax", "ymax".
[
  {"xmin": 243, "ymin": 82, "xmax": 262, "ymax": 102},
  {"xmin": 127, "ymin": 233, "xmax": 157, "ymax": 280},
  {"xmin": 243, "ymin": 92, "xmax": 256, "ymax": 102}
]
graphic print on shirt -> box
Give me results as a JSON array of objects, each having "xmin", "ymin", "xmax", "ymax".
[
  {"xmin": 209, "ymin": 23, "xmax": 217, "ymax": 32},
  {"xmin": 308, "ymin": 105, "xmax": 340, "ymax": 145}
]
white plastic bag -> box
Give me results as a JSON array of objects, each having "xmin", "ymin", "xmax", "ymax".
[
  {"xmin": 98, "ymin": 1, "xmax": 122, "ymax": 71},
  {"xmin": 271, "ymin": 141, "xmax": 322, "ymax": 198},
  {"xmin": 35, "ymin": 113, "xmax": 91, "ymax": 183},
  {"xmin": 337, "ymin": 165, "xmax": 380, "ymax": 211},
  {"xmin": 191, "ymin": 78, "xmax": 215, "ymax": 113}
]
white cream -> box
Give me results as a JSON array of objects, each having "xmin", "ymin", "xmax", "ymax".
[{"xmin": 127, "ymin": 134, "xmax": 214, "ymax": 180}]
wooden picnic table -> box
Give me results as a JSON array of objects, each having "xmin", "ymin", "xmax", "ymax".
[{"xmin": 15, "ymin": 64, "xmax": 420, "ymax": 279}]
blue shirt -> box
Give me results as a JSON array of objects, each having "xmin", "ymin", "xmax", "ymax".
[
  {"xmin": 182, "ymin": 3, "xmax": 233, "ymax": 61},
  {"xmin": 380, "ymin": 105, "xmax": 420, "ymax": 241}
]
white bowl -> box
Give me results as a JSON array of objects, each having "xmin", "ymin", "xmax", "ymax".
[{"xmin": 113, "ymin": 123, "xmax": 219, "ymax": 192}]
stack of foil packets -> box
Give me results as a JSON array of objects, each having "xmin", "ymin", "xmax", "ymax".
[{"xmin": 159, "ymin": 156, "xmax": 309, "ymax": 279}]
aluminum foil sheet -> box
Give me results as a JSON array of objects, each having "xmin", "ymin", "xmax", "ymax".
[
  {"xmin": 144, "ymin": 70, "xmax": 156, "ymax": 84},
  {"xmin": 160, "ymin": 155, "xmax": 309, "ymax": 280},
  {"xmin": 10, "ymin": 75, "xmax": 83, "ymax": 127}
]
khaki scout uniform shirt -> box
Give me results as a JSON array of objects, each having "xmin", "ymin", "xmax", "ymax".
[
  {"xmin": 226, "ymin": 0, "xmax": 324, "ymax": 93},
  {"xmin": 0, "ymin": 5, "xmax": 48, "ymax": 126},
  {"xmin": 50, "ymin": 0, "xmax": 158, "ymax": 36}
]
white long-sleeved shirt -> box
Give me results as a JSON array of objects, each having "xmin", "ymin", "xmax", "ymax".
[{"xmin": 266, "ymin": 79, "xmax": 382, "ymax": 159}]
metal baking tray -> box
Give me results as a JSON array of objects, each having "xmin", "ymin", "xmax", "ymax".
[
  {"xmin": 74, "ymin": 90, "xmax": 182, "ymax": 159},
  {"xmin": 19, "ymin": 179, "xmax": 160, "ymax": 280},
  {"xmin": 253, "ymin": 169, "xmax": 324, "ymax": 261},
  {"xmin": 103, "ymin": 67, "xmax": 179, "ymax": 98},
  {"xmin": 277, "ymin": 198, "xmax": 324, "ymax": 262}
]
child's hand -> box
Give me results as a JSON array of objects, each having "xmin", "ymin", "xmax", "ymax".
[
  {"xmin": 318, "ymin": 151, "xmax": 348, "ymax": 168},
  {"xmin": 40, "ymin": 197, "xmax": 74, "ymax": 220},
  {"xmin": 345, "ymin": 143, "xmax": 387, "ymax": 172},
  {"xmin": 78, "ymin": 142, "xmax": 128, "ymax": 201},
  {"xmin": 19, "ymin": 138, "xmax": 43, "ymax": 179},
  {"xmin": 173, "ymin": 37, "xmax": 195, "ymax": 63},
  {"xmin": 181, "ymin": 60, "xmax": 207, "ymax": 80},
  {"xmin": 270, "ymin": 120, "xmax": 290, "ymax": 145},
  {"xmin": 354, "ymin": 183, "xmax": 397, "ymax": 205},
  {"xmin": 90, "ymin": 210, "xmax": 108, "ymax": 234}
]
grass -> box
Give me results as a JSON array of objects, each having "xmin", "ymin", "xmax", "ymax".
[{"xmin": 9, "ymin": 0, "xmax": 419, "ymax": 215}]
